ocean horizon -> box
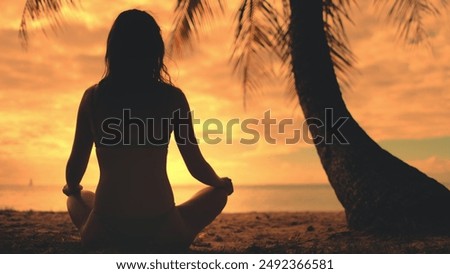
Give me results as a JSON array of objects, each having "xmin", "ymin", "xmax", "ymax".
[
  {"xmin": 0, "ymin": 183, "xmax": 347, "ymax": 213},
  {"xmin": 1, "ymin": 182, "xmax": 449, "ymax": 213}
]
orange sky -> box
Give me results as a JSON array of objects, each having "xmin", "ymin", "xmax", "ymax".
[{"xmin": 0, "ymin": 1, "xmax": 449, "ymax": 187}]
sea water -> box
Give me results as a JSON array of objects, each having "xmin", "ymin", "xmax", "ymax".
[{"xmin": 1, "ymin": 184, "xmax": 345, "ymax": 212}]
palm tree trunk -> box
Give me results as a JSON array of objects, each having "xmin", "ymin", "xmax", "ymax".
[{"xmin": 289, "ymin": 0, "xmax": 450, "ymax": 233}]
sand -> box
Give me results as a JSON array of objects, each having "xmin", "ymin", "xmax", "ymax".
[{"xmin": 0, "ymin": 210, "xmax": 449, "ymax": 253}]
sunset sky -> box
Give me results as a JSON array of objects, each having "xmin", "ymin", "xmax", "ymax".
[{"xmin": 0, "ymin": 1, "xmax": 449, "ymax": 187}]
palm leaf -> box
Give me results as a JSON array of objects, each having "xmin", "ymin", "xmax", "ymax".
[
  {"xmin": 19, "ymin": 0, "xmax": 77, "ymax": 47},
  {"xmin": 374, "ymin": 0, "xmax": 448, "ymax": 45},
  {"xmin": 168, "ymin": 0, "xmax": 224, "ymax": 56},
  {"xmin": 277, "ymin": 0, "xmax": 356, "ymax": 100},
  {"xmin": 231, "ymin": 0, "xmax": 288, "ymax": 107},
  {"xmin": 323, "ymin": 0, "xmax": 357, "ymax": 90},
  {"xmin": 276, "ymin": 0, "xmax": 312, "ymax": 104}
]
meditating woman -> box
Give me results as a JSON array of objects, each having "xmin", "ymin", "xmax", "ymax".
[{"xmin": 62, "ymin": 9, "xmax": 233, "ymax": 249}]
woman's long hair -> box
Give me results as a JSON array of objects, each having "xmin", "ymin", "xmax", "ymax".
[{"xmin": 101, "ymin": 9, "xmax": 171, "ymax": 87}]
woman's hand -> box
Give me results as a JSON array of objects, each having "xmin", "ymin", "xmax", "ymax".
[
  {"xmin": 217, "ymin": 177, "xmax": 233, "ymax": 196},
  {"xmin": 62, "ymin": 184, "xmax": 83, "ymax": 197}
]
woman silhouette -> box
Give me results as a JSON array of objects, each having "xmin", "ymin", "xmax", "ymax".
[{"xmin": 63, "ymin": 9, "xmax": 233, "ymax": 249}]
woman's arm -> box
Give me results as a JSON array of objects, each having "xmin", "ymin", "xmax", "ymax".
[
  {"xmin": 173, "ymin": 90, "xmax": 233, "ymax": 194},
  {"xmin": 63, "ymin": 88, "xmax": 94, "ymax": 196}
]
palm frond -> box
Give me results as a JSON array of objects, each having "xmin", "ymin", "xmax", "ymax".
[
  {"xmin": 373, "ymin": 0, "xmax": 448, "ymax": 45},
  {"xmin": 19, "ymin": 0, "xmax": 77, "ymax": 47},
  {"xmin": 278, "ymin": 0, "xmax": 356, "ymax": 100},
  {"xmin": 230, "ymin": 0, "xmax": 289, "ymax": 108},
  {"xmin": 323, "ymin": 0, "xmax": 357, "ymax": 90},
  {"xmin": 168, "ymin": 0, "xmax": 224, "ymax": 56},
  {"xmin": 276, "ymin": 0, "xmax": 296, "ymax": 102}
]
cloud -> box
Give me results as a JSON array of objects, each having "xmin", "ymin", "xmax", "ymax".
[{"xmin": 343, "ymin": 1, "xmax": 450, "ymax": 141}]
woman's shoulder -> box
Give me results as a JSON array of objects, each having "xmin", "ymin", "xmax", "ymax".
[
  {"xmin": 160, "ymin": 82, "xmax": 183, "ymax": 96},
  {"xmin": 160, "ymin": 83, "xmax": 188, "ymax": 103},
  {"xmin": 78, "ymin": 84, "xmax": 100, "ymax": 111},
  {"xmin": 81, "ymin": 84, "xmax": 99, "ymax": 99}
]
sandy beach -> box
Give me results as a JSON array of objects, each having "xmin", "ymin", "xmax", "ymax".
[{"xmin": 1, "ymin": 210, "xmax": 449, "ymax": 253}]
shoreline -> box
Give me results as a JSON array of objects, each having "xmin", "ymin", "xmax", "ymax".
[{"xmin": 1, "ymin": 210, "xmax": 449, "ymax": 253}]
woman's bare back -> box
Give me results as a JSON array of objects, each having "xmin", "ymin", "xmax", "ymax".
[{"xmin": 88, "ymin": 83, "xmax": 179, "ymax": 218}]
